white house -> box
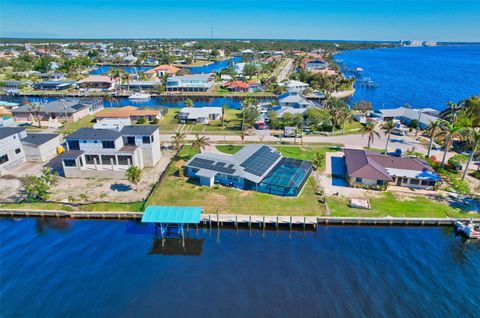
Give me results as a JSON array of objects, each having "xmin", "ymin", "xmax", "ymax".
[
  {"xmin": 0, "ymin": 127, "xmax": 27, "ymax": 175},
  {"xmin": 21, "ymin": 133, "xmax": 61, "ymax": 162},
  {"xmin": 375, "ymin": 107, "xmax": 441, "ymax": 129},
  {"xmin": 61, "ymin": 125, "xmax": 161, "ymax": 179},
  {"xmin": 178, "ymin": 107, "xmax": 222, "ymax": 124},
  {"xmin": 281, "ymin": 80, "xmax": 309, "ymax": 93},
  {"xmin": 166, "ymin": 74, "xmax": 214, "ymax": 92}
]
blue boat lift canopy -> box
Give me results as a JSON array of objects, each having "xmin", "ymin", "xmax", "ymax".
[{"xmin": 142, "ymin": 206, "xmax": 202, "ymax": 224}]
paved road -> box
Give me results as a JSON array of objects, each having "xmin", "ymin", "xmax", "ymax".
[{"xmin": 276, "ymin": 58, "xmax": 294, "ymax": 82}]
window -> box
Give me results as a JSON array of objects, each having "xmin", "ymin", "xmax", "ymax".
[
  {"xmin": 377, "ymin": 180, "xmax": 384, "ymax": 185},
  {"xmin": 402, "ymin": 178, "xmax": 409, "ymax": 183},
  {"xmin": 421, "ymin": 180, "xmax": 430, "ymax": 186},
  {"xmin": 85, "ymin": 155, "xmax": 100, "ymax": 165},
  {"xmin": 102, "ymin": 140, "xmax": 115, "ymax": 149},
  {"xmin": 0, "ymin": 154, "xmax": 9, "ymax": 164},
  {"xmin": 117, "ymin": 155, "xmax": 132, "ymax": 166},
  {"xmin": 410, "ymin": 179, "xmax": 420, "ymax": 185},
  {"xmin": 124, "ymin": 136, "xmax": 135, "ymax": 146},
  {"xmin": 150, "ymin": 135, "xmax": 154, "ymax": 143},
  {"xmin": 142, "ymin": 136, "xmax": 151, "ymax": 144},
  {"xmin": 428, "ymin": 181, "xmax": 436, "ymax": 186},
  {"xmin": 355, "ymin": 177, "xmax": 363, "ymax": 183},
  {"xmin": 63, "ymin": 159, "xmax": 76, "ymax": 167},
  {"xmin": 67, "ymin": 140, "xmax": 80, "ymax": 150},
  {"xmin": 15, "ymin": 148, "xmax": 21, "ymax": 154},
  {"xmin": 101, "ymin": 155, "xmax": 116, "ymax": 165}
]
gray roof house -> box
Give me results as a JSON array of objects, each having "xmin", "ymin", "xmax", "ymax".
[
  {"xmin": 178, "ymin": 107, "xmax": 222, "ymax": 124},
  {"xmin": 344, "ymin": 148, "xmax": 440, "ymax": 189},
  {"xmin": 62, "ymin": 125, "xmax": 161, "ymax": 179},
  {"xmin": 166, "ymin": 74, "xmax": 214, "ymax": 92},
  {"xmin": 374, "ymin": 107, "xmax": 441, "ymax": 129},
  {"xmin": 185, "ymin": 144, "xmax": 312, "ymax": 197},
  {"xmin": 276, "ymin": 92, "xmax": 318, "ymax": 117},
  {"xmin": 0, "ymin": 127, "xmax": 27, "ymax": 175},
  {"xmin": 21, "ymin": 133, "xmax": 61, "ymax": 162},
  {"xmin": 12, "ymin": 99, "xmax": 103, "ymax": 123}
]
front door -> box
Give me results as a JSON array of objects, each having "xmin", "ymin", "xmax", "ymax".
[{"xmin": 396, "ymin": 177, "xmax": 402, "ymax": 186}]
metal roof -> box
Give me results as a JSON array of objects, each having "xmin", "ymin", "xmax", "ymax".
[{"xmin": 142, "ymin": 206, "xmax": 202, "ymax": 224}]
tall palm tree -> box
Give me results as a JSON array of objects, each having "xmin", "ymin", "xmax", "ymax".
[
  {"xmin": 325, "ymin": 97, "xmax": 346, "ymax": 134},
  {"xmin": 339, "ymin": 107, "xmax": 353, "ymax": 135},
  {"xmin": 122, "ymin": 72, "xmax": 131, "ymax": 92},
  {"xmin": 191, "ymin": 134, "xmax": 210, "ymax": 151},
  {"xmin": 360, "ymin": 122, "xmax": 380, "ymax": 149},
  {"xmin": 382, "ymin": 120, "xmax": 396, "ymax": 154},
  {"xmin": 425, "ymin": 120, "xmax": 442, "ymax": 158},
  {"xmin": 109, "ymin": 69, "xmax": 123, "ymax": 92},
  {"xmin": 441, "ymin": 101, "xmax": 463, "ymax": 124},
  {"xmin": 171, "ymin": 132, "xmax": 186, "ymax": 150},
  {"xmin": 27, "ymin": 102, "xmax": 43, "ymax": 128},
  {"xmin": 185, "ymin": 98, "xmax": 194, "ymax": 108},
  {"xmin": 436, "ymin": 121, "xmax": 463, "ymax": 167},
  {"xmin": 239, "ymin": 130, "xmax": 246, "ymax": 144},
  {"xmin": 221, "ymin": 103, "xmax": 227, "ymax": 128},
  {"xmin": 461, "ymin": 128, "xmax": 479, "ymax": 181}
]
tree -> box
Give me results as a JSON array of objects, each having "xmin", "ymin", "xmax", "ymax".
[
  {"xmin": 441, "ymin": 101, "xmax": 464, "ymax": 124},
  {"xmin": 360, "ymin": 122, "xmax": 380, "ymax": 149},
  {"xmin": 191, "ymin": 134, "xmax": 210, "ymax": 151},
  {"xmin": 221, "ymin": 103, "xmax": 227, "ymax": 128},
  {"xmin": 126, "ymin": 166, "xmax": 142, "ymax": 191},
  {"xmin": 20, "ymin": 167, "xmax": 57, "ymax": 201},
  {"xmin": 461, "ymin": 128, "xmax": 479, "ymax": 181},
  {"xmin": 325, "ymin": 97, "xmax": 347, "ymax": 133},
  {"xmin": 463, "ymin": 96, "xmax": 480, "ymax": 128},
  {"xmin": 122, "ymin": 72, "xmax": 131, "ymax": 92},
  {"xmin": 241, "ymin": 98, "xmax": 260, "ymax": 131},
  {"xmin": 243, "ymin": 63, "xmax": 258, "ymax": 79},
  {"xmin": 171, "ymin": 132, "xmax": 186, "ymax": 150},
  {"xmin": 382, "ymin": 120, "xmax": 396, "ymax": 154},
  {"xmin": 33, "ymin": 56, "xmax": 53, "ymax": 73},
  {"xmin": 312, "ymin": 152, "xmax": 325, "ymax": 171},
  {"xmin": 339, "ymin": 107, "xmax": 353, "ymax": 135},
  {"xmin": 27, "ymin": 102, "xmax": 43, "ymax": 128},
  {"xmin": 425, "ymin": 120, "xmax": 442, "ymax": 158},
  {"xmin": 352, "ymin": 100, "xmax": 372, "ymax": 114},
  {"xmin": 184, "ymin": 98, "xmax": 194, "ymax": 108},
  {"xmin": 239, "ymin": 130, "xmax": 246, "ymax": 144},
  {"xmin": 436, "ymin": 121, "xmax": 463, "ymax": 167}
]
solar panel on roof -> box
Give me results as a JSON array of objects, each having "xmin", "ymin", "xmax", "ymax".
[
  {"xmin": 240, "ymin": 146, "xmax": 280, "ymax": 176},
  {"xmin": 189, "ymin": 158, "xmax": 236, "ymax": 174}
]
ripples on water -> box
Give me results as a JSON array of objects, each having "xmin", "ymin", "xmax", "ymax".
[{"xmin": 1, "ymin": 219, "xmax": 479, "ymax": 318}]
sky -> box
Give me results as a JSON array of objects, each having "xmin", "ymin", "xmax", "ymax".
[{"xmin": 1, "ymin": 0, "xmax": 479, "ymax": 42}]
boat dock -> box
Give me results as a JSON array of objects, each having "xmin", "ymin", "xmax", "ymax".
[{"xmin": 1, "ymin": 209, "xmax": 478, "ymax": 229}]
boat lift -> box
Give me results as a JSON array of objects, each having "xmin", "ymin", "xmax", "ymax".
[{"xmin": 141, "ymin": 206, "xmax": 202, "ymax": 248}]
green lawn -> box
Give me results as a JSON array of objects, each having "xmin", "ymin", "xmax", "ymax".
[
  {"xmin": 215, "ymin": 145, "xmax": 243, "ymax": 154},
  {"xmin": 327, "ymin": 192, "xmax": 478, "ymax": 218},
  {"xmin": 147, "ymin": 146, "xmax": 323, "ymax": 215},
  {"xmin": 58, "ymin": 115, "xmax": 95, "ymax": 135},
  {"xmin": 0, "ymin": 201, "xmax": 144, "ymax": 212},
  {"xmin": 0, "ymin": 202, "xmax": 76, "ymax": 212}
]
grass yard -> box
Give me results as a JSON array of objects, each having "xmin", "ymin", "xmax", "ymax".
[
  {"xmin": 0, "ymin": 201, "xmax": 144, "ymax": 212},
  {"xmin": 58, "ymin": 115, "xmax": 95, "ymax": 135},
  {"xmin": 158, "ymin": 109, "xmax": 180, "ymax": 131},
  {"xmin": 327, "ymin": 192, "xmax": 478, "ymax": 218},
  {"xmin": 147, "ymin": 145, "xmax": 324, "ymax": 215}
]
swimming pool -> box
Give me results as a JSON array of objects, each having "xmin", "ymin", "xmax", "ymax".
[{"xmin": 258, "ymin": 158, "xmax": 312, "ymax": 196}]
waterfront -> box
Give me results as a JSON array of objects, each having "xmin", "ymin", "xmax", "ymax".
[
  {"xmin": 1, "ymin": 218, "xmax": 479, "ymax": 317},
  {"xmin": 336, "ymin": 45, "xmax": 480, "ymax": 110}
]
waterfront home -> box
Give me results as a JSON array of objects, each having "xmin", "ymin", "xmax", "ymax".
[
  {"xmin": 305, "ymin": 59, "xmax": 328, "ymax": 71},
  {"xmin": 224, "ymin": 80, "xmax": 262, "ymax": 93},
  {"xmin": 0, "ymin": 127, "xmax": 26, "ymax": 175},
  {"xmin": 12, "ymin": 99, "xmax": 103, "ymax": 123},
  {"xmin": 185, "ymin": 144, "xmax": 312, "ymax": 197},
  {"xmin": 20, "ymin": 133, "xmax": 61, "ymax": 162},
  {"xmin": 281, "ymin": 80, "xmax": 309, "ymax": 93},
  {"xmin": 77, "ymin": 75, "xmax": 116, "ymax": 91},
  {"xmin": 0, "ymin": 101, "xmax": 20, "ymax": 110},
  {"xmin": 38, "ymin": 72, "xmax": 66, "ymax": 80},
  {"xmin": 33, "ymin": 81, "xmax": 75, "ymax": 91},
  {"xmin": 178, "ymin": 107, "xmax": 222, "ymax": 124},
  {"xmin": 166, "ymin": 74, "xmax": 214, "ymax": 92},
  {"xmin": 145, "ymin": 64, "xmax": 180, "ymax": 77},
  {"xmin": 95, "ymin": 106, "xmax": 165, "ymax": 123},
  {"xmin": 61, "ymin": 125, "xmax": 160, "ymax": 178},
  {"xmin": 121, "ymin": 80, "xmax": 162, "ymax": 91},
  {"xmin": 374, "ymin": 107, "xmax": 440, "ymax": 129},
  {"xmin": 343, "ymin": 148, "xmax": 440, "ymax": 189},
  {"xmin": 277, "ymin": 91, "xmax": 317, "ymax": 113}
]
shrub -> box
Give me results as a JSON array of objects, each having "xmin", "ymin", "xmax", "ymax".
[
  {"xmin": 151, "ymin": 118, "xmax": 159, "ymax": 124},
  {"xmin": 137, "ymin": 118, "xmax": 146, "ymax": 125},
  {"xmin": 452, "ymin": 179, "xmax": 470, "ymax": 195}
]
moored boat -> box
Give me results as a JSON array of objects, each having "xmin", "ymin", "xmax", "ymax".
[
  {"xmin": 128, "ymin": 92, "xmax": 151, "ymax": 100},
  {"xmin": 455, "ymin": 220, "xmax": 480, "ymax": 239}
]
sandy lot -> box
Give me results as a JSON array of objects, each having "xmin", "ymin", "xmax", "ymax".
[{"xmin": 0, "ymin": 162, "xmax": 46, "ymax": 201}]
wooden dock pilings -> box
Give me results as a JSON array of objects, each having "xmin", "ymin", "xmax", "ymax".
[{"xmin": 0, "ymin": 209, "xmax": 478, "ymax": 227}]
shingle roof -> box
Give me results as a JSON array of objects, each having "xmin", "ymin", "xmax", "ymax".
[
  {"xmin": 65, "ymin": 127, "xmax": 122, "ymax": 140},
  {"xmin": 12, "ymin": 99, "xmax": 99, "ymax": 114},
  {"xmin": 0, "ymin": 127, "xmax": 25, "ymax": 139},
  {"xmin": 344, "ymin": 148, "xmax": 393, "ymax": 181},
  {"xmin": 120, "ymin": 125, "xmax": 159, "ymax": 136},
  {"xmin": 21, "ymin": 133, "xmax": 59, "ymax": 146}
]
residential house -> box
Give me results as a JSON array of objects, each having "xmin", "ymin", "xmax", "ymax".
[
  {"xmin": 144, "ymin": 64, "xmax": 181, "ymax": 78},
  {"xmin": 281, "ymin": 80, "xmax": 309, "ymax": 93},
  {"xmin": 33, "ymin": 81, "xmax": 75, "ymax": 90},
  {"xmin": 185, "ymin": 144, "xmax": 312, "ymax": 197},
  {"xmin": 38, "ymin": 72, "xmax": 66, "ymax": 80},
  {"xmin": 61, "ymin": 125, "xmax": 160, "ymax": 179},
  {"xmin": 21, "ymin": 133, "xmax": 61, "ymax": 162},
  {"xmin": 305, "ymin": 59, "xmax": 328, "ymax": 71},
  {"xmin": 224, "ymin": 80, "xmax": 263, "ymax": 93},
  {"xmin": 77, "ymin": 75, "xmax": 115, "ymax": 91},
  {"xmin": 12, "ymin": 99, "xmax": 103, "ymax": 123},
  {"xmin": 343, "ymin": 148, "xmax": 440, "ymax": 189},
  {"xmin": 0, "ymin": 127, "xmax": 26, "ymax": 175},
  {"xmin": 121, "ymin": 80, "xmax": 162, "ymax": 91},
  {"xmin": 178, "ymin": 107, "xmax": 222, "ymax": 124},
  {"xmin": 166, "ymin": 74, "xmax": 214, "ymax": 92},
  {"xmin": 374, "ymin": 107, "xmax": 441, "ymax": 129},
  {"xmin": 95, "ymin": 106, "xmax": 165, "ymax": 124}
]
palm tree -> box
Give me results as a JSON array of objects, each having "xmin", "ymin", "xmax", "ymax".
[
  {"xmin": 461, "ymin": 128, "xmax": 479, "ymax": 181},
  {"xmin": 360, "ymin": 122, "xmax": 380, "ymax": 149},
  {"xmin": 436, "ymin": 121, "xmax": 463, "ymax": 167},
  {"xmin": 339, "ymin": 107, "xmax": 353, "ymax": 135},
  {"xmin": 171, "ymin": 132, "xmax": 186, "ymax": 150},
  {"xmin": 27, "ymin": 102, "xmax": 43, "ymax": 128},
  {"xmin": 126, "ymin": 166, "xmax": 142, "ymax": 191},
  {"xmin": 109, "ymin": 69, "xmax": 123, "ymax": 92},
  {"xmin": 312, "ymin": 152, "xmax": 325, "ymax": 171},
  {"xmin": 425, "ymin": 120, "xmax": 442, "ymax": 158},
  {"xmin": 185, "ymin": 98, "xmax": 194, "ymax": 108},
  {"xmin": 122, "ymin": 72, "xmax": 131, "ymax": 92},
  {"xmin": 191, "ymin": 134, "xmax": 210, "ymax": 151},
  {"xmin": 381, "ymin": 120, "xmax": 396, "ymax": 154},
  {"xmin": 239, "ymin": 130, "xmax": 246, "ymax": 144},
  {"xmin": 441, "ymin": 101, "xmax": 463, "ymax": 124},
  {"xmin": 325, "ymin": 97, "xmax": 346, "ymax": 134},
  {"xmin": 221, "ymin": 103, "xmax": 227, "ymax": 128}
]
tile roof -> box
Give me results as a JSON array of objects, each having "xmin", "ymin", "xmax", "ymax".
[
  {"xmin": 145, "ymin": 64, "xmax": 181, "ymax": 75},
  {"xmin": 77, "ymin": 75, "xmax": 114, "ymax": 84}
]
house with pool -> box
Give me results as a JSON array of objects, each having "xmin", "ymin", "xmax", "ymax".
[{"xmin": 184, "ymin": 144, "xmax": 312, "ymax": 197}]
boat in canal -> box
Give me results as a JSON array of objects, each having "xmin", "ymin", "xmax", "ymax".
[
  {"xmin": 455, "ymin": 220, "xmax": 480, "ymax": 239},
  {"xmin": 128, "ymin": 92, "xmax": 151, "ymax": 100}
]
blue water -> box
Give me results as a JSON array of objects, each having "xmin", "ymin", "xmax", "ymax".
[
  {"xmin": 335, "ymin": 45, "xmax": 480, "ymax": 110},
  {"xmin": 89, "ymin": 57, "xmax": 242, "ymax": 75},
  {"xmin": 1, "ymin": 218, "xmax": 479, "ymax": 317}
]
